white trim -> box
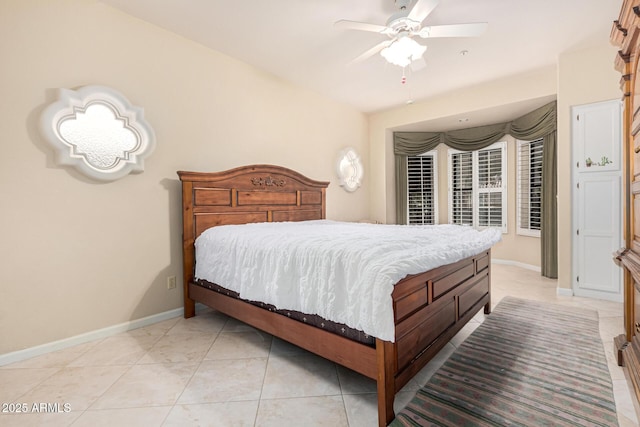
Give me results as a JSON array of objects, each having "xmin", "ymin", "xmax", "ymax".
[
  {"xmin": 516, "ymin": 228, "xmax": 541, "ymax": 238},
  {"xmin": 0, "ymin": 306, "xmax": 195, "ymax": 367},
  {"xmin": 491, "ymin": 258, "xmax": 540, "ymax": 272},
  {"xmin": 574, "ymin": 288, "xmax": 623, "ymax": 303},
  {"xmin": 556, "ymin": 287, "xmax": 574, "ymax": 297}
]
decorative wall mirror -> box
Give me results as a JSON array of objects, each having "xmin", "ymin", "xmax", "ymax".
[
  {"xmin": 336, "ymin": 147, "xmax": 363, "ymax": 192},
  {"xmin": 39, "ymin": 85, "xmax": 155, "ymax": 181}
]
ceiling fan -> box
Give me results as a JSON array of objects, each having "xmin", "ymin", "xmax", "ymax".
[{"xmin": 335, "ymin": 0, "xmax": 488, "ymax": 68}]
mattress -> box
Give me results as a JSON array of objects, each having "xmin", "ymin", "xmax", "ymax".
[
  {"xmin": 195, "ymin": 220, "xmax": 502, "ymax": 342},
  {"xmin": 193, "ymin": 278, "xmax": 376, "ymax": 345}
]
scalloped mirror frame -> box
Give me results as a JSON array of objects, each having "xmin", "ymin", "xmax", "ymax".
[
  {"xmin": 39, "ymin": 85, "xmax": 155, "ymax": 181},
  {"xmin": 336, "ymin": 147, "xmax": 363, "ymax": 192}
]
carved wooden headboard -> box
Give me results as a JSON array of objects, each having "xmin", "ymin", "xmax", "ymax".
[{"xmin": 177, "ymin": 164, "xmax": 330, "ymax": 313}]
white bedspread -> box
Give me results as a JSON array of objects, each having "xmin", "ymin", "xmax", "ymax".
[{"xmin": 195, "ymin": 220, "xmax": 501, "ymax": 342}]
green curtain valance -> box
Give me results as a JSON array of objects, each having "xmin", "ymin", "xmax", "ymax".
[
  {"xmin": 394, "ymin": 101, "xmax": 556, "ymax": 154},
  {"xmin": 393, "ymin": 100, "xmax": 557, "ymax": 278}
]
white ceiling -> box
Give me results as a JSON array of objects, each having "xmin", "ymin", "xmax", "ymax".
[{"xmin": 101, "ymin": 0, "xmax": 620, "ymax": 115}]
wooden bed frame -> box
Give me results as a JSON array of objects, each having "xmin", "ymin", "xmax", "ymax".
[{"xmin": 178, "ymin": 164, "xmax": 492, "ymax": 426}]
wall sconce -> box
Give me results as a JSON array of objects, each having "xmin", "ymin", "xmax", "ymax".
[{"xmin": 336, "ymin": 147, "xmax": 363, "ymax": 192}]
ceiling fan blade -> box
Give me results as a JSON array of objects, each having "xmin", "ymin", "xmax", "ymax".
[
  {"xmin": 334, "ymin": 19, "xmax": 390, "ymax": 34},
  {"xmin": 407, "ymin": 0, "xmax": 440, "ymax": 24},
  {"xmin": 349, "ymin": 40, "xmax": 392, "ymax": 65},
  {"xmin": 419, "ymin": 22, "xmax": 488, "ymax": 38}
]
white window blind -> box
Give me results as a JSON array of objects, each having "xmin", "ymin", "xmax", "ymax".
[
  {"xmin": 517, "ymin": 138, "xmax": 543, "ymax": 236},
  {"xmin": 448, "ymin": 142, "xmax": 507, "ymax": 232},
  {"xmin": 407, "ymin": 152, "xmax": 438, "ymax": 224},
  {"xmin": 450, "ymin": 151, "xmax": 473, "ymax": 226},
  {"xmin": 477, "ymin": 148, "xmax": 504, "ymax": 228}
]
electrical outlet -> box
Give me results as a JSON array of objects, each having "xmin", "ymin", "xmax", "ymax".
[{"xmin": 167, "ymin": 275, "xmax": 176, "ymax": 290}]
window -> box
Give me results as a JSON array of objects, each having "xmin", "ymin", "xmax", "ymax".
[
  {"xmin": 449, "ymin": 151, "xmax": 473, "ymax": 226},
  {"xmin": 517, "ymin": 138, "xmax": 543, "ymax": 236},
  {"xmin": 448, "ymin": 142, "xmax": 507, "ymax": 232},
  {"xmin": 407, "ymin": 151, "xmax": 438, "ymax": 224}
]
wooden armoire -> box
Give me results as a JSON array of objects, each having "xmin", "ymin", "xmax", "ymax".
[{"xmin": 612, "ymin": 0, "xmax": 640, "ymax": 413}]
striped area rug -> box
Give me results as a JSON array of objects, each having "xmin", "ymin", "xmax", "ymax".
[{"xmin": 391, "ymin": 296, "xmax": 618, "ymax": 427}]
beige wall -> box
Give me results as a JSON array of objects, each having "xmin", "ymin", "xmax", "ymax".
[{"xmin": 0, "ymin": 0, "xmax": 369, "ymax": 354}]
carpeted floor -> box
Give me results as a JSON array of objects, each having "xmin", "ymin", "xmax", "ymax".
[{"xmin": 391, "ymin": 296, "xmax": 619, "ymax": 427}]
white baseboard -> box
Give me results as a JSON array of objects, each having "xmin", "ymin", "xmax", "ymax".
[
  {"xmin": 0, "ymin": 306, "xmax": 191, "ymax": 367},
  {"xmin": 491, "ymin": 258, "xmax": 541, "ymax": 272},
  {"xmin": 556, "ymin": 287, "xmax": 574, "ymax": 297}
]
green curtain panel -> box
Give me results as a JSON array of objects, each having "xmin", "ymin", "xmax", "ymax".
[
  {"xmin": 541, "ymin": 132, "xmax": 557, "ymax": 278},
  {"xmin": 395, "ymin": 155, "xmax": 409, "ymax": 227},
  {"xmin": 393, "ymin": 101, "xmax": 557, "ymax": 278}
]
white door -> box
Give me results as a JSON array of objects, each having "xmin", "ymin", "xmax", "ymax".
[{"xmin": 572, "ymin": 100, "xmax": 622, "ymax": 302}]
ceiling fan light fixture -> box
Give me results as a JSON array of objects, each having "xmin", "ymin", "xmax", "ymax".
[{"xmin": 380, "ymin": 36, "xmax": 427, "ymax": 67}]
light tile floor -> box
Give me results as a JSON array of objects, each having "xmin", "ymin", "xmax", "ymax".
[{"xmin": 0, "ymin": 264, "xmax": 638, "ymax": 426}]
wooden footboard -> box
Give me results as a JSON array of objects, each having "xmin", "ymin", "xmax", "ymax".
[
  {"xmin": 188, "ymin": 250, "xmax": 490, "ymax": 427},
  {"xmin": 379, "ymin": 249, "xmax": 491, "ymax": 425},
  {"xmin": 178, "ymin": 165, "xmax": 492, "ymax": 426}
]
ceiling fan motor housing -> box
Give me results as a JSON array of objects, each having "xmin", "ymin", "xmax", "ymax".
[
  {"xmin": 387, "ymin": 0, "xmax": 422, "ymax": 36},
  {"xmin": 385, "ymin": 16, "xmax": 421, "ymax": 35}
]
